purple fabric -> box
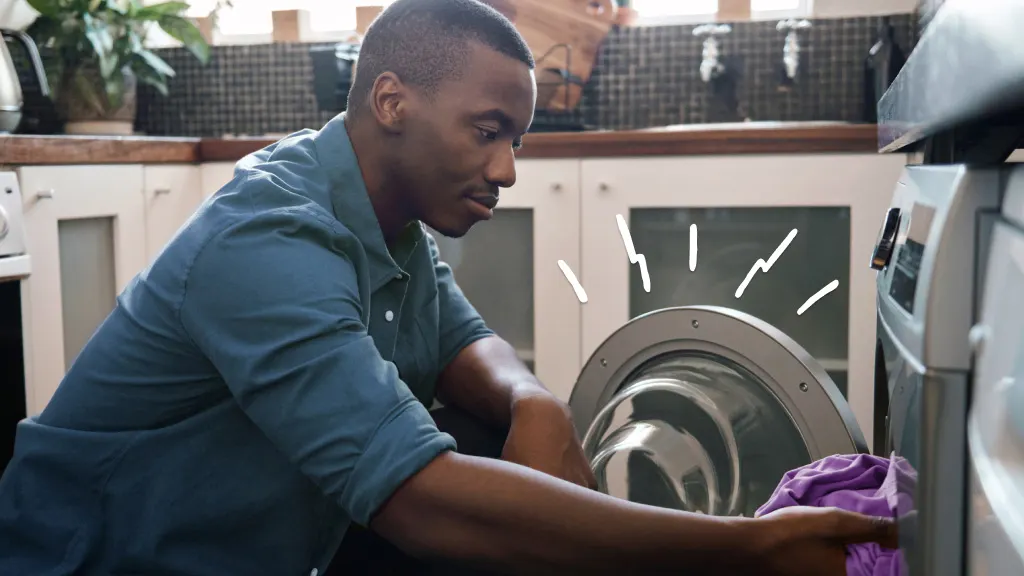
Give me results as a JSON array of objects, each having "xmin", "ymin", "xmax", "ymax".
[{"xmin": 755, "ymin": 453, "xmax": 917, "ymax": 576}]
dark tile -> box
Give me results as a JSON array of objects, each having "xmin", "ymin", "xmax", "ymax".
[{"xmin": 134, "ymin": 14, "xmax": 918, "ymax": 136}]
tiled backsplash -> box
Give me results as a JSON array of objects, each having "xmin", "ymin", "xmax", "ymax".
[{"xmin": 134, "ymin": 14, "xmax": 917, "ymax": 137}]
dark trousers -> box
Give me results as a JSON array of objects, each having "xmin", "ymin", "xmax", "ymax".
[{"xmin": 324, "ymin": 406, "xmax": 508, "ymax": 575}]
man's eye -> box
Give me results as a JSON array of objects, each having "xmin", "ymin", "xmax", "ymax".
[{"xmin": 478, "ymin": 128, "xmax": 498, "ymax": 141}]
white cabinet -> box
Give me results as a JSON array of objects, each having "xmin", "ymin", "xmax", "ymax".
[
  {"xmin": 427, "ymin": 159, "xmax": 582, "ymax": 401},
  {"xmin": 578, "ymin": 154, "xmax": 906, "ymax": 440},
  {"xmin": 143, "ymin": 165, "xmax": 203, "ymax": 262},
  {"xmin": 200, "ymin": 162, "xmax": 237, "ymax": 199},
  {"xmin": 14, "ymin": 153, "xmax": 906, "ymax": 426},
  {"xmin": 18, "ymin": 165, "xmax": 148, "ymax": 415}
]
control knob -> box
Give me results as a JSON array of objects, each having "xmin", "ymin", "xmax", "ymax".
[{"xmin": 870, "ymin": 207, "xmax": 901, "ymax": 270}]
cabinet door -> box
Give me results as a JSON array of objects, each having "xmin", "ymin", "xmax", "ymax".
[
  {"xmin": 580, "ymin": 154, "xmax": 906, "ymax": 446},
  {"xmin": 18, "ymin": 165, "xmax": 147, "ymax": 415},
  {"xmin": 143, "ymin": 165, "xmax": 203, "ymax": 262},
  {"xmin": 427, "ymin": 159, "xmax": 582, "ymax": 401},
  {"xmin": 200, "ymin": 162, "xmax": 238, "ymax": 199}
]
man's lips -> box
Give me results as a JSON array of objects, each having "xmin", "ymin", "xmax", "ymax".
[{"xmin": 468, "ymin": 194, "xmax": 499, "ymax": 210}]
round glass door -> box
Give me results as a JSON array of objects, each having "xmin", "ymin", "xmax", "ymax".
[{"xmin": 571, "ymin": 306, "xmax": 867, "ymax": 518}]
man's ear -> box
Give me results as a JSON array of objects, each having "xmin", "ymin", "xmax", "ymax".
[{"xmin": 369, "ymin": 72, "xmax": 407, "ymax": 135}]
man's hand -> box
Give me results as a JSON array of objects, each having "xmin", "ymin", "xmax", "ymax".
[
  {"xmin": 753, "ymin": 506, "xmax": 900, "ymax": 576},
  {"xmin": 501, "ymin": 394, "xmax": 598, "ymax": 490}
]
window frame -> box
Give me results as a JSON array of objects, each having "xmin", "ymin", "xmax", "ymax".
[
  {"xmin": 631, "ymin": 0, "xmax": 813, "ymax": 27},
  {"xmin": 147, "ymin": 0, "xmax": 816, "ymax": 48}
]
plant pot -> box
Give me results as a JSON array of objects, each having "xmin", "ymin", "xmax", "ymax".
[{"xmin": 57, "ymin": 66, "xmax": 137, "ymax": 136}]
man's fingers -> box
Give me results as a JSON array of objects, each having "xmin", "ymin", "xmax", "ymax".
[{"xmin": 830, "ymin": 510, "xmax": 900, "ymax": 549}]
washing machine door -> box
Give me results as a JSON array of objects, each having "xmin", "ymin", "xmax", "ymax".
[{"xmin": 570, "ymin": 305, "xmax": 868, "ymax": 518}]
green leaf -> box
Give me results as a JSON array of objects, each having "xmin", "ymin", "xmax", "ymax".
[
  {"xmin": 136, "ymin": 1, "xmax": 189, "ymax": 19},
  {"xmin": 157, "ymin": 15, "xmax": 209, "ymax": 64},
  {"xmin": 135, "ymin": 48, "xmax": 175, "ymax": 78},
  {"xmin": 82, "ymin": 13, "xmax": 118, "ymax": 78},
  {"xmin": 134, "ymin": 65, "xmax": 169, "ymax": 96},
  {"xmin": 104, "ymin": 0, "xmax": 128, "ymax": 15},
  {"xmin": 71, "ymin": 70, "xmax": 106, "ymax": 115},
  {"xmin": 104, "ymin": 70, "xmax": 124, "ymax": 110},
  {"xmin": 25, "ymin": 0, "xmax": 62, "ymax": 18}
]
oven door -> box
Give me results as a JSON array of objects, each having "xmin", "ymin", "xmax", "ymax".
[
  {"xmin": 569, "ymin": 306, "xmax": 867, "ymax": 518},
  {"xmin": 877, "ymin": 311, "xmax": 969, "ymax": 576}
]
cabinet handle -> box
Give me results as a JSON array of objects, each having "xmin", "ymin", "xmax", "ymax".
[
  {"xmin": 598, "ymin": 182, "xmax": 610, "ymax": 192},
  {"xmin": 551, "ymin": 183, "xmax": 562, "ymax": 192},
  {"xmin": 35, "ymin": 189, "xmax": 54, "ymax": 200},
  {"xmin": 154, "ymin": 188, "xmax": 171, "ymax": 196}
]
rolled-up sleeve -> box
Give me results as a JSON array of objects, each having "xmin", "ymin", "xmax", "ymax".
[
  {"xmin": 425, "ymin": 234, "xmax": 495, "ymax": 369},
  {"xmin": 178, "ymin": 209, "xmax": 455, "ymax": 526}
]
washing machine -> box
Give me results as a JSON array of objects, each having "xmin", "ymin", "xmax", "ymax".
[
  {"xmin": 567, "ymin": 164, "xmax": 1005, "ymax": 572},
  {"xmin": 569, "ymin": 305, "xmax": 867, "ymax": 517},
  {"xmin": 871, "ymin": 165, "xmax": 1005, "ymax": 576},
  {"xmin": 965, "ymin": 168, "xmax": 1024, "ymax": 575}
]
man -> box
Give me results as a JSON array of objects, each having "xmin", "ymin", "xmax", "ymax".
[{"xmin": 0, "ymin": 0, "xmax": 897, "ymax": 574}]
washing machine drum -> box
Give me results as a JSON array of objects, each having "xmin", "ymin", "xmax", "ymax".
[{"xmin": 569, "ymin": 306, "xmax": 867, "ymax": 518}]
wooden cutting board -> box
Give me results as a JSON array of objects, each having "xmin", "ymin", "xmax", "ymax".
[{"xmin": 482, "ymin": 0, "xmax": 617, "ymax": 112}]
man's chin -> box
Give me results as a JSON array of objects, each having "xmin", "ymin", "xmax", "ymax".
[{"xmin": 426, "ymin": 220, "xmax": 475, "ymax": 239}]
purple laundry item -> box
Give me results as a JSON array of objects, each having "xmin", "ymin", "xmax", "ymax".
[{"xmin": 756, "ymin": 453, "xmax": 917, "ymax": 576}]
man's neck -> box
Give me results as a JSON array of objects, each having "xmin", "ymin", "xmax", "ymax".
[{"xmin": 344, "ymin": 115, "xmax": 413, "ymax": 246}]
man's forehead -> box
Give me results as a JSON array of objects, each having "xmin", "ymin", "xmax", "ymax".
[{"xmin": 454, "ymin": 44, "xmax": 535, "ymax": 109}]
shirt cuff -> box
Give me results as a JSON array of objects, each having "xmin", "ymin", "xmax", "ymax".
[{"xmin": 342, "ymin": 397, "xmax": 456, "ymax": 526}]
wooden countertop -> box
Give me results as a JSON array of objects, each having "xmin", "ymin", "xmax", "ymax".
[
  {"xmin": 1, "ymin": 122, "xmax": 882, "ymax": 166},
  {"xmin": 0, "ymin": 134, "xmax": 201, "ymax": 165}
]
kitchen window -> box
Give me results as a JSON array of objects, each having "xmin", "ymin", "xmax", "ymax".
[
  {"xmin": 632, "ymin": 0, "xmax": 811, "ymax": 25},
  {"xmin": 144, "ymin": 0, "xmax": 815, "ymax": 47},
  {"xmin": 146, "ymin": 0, "xmax": 398, "ymax": 46}
]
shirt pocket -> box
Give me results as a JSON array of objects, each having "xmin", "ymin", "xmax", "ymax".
[{"xmin": 394, "ymin": 293, "xmax": 441, "ymax": 405}]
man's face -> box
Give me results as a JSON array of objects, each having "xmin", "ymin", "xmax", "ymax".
[{"xmin": 396, "ymin": 43, "xmax": 536, "ymax": 238}]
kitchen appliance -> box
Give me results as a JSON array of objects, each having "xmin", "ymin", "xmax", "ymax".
[
  {"xmin": 862, "ymin": 18, "xmax": 906, "ymax": 124},
  {"xmin": 0, "ymin": 29, "xmax": 50, "ymax": 134},
  {"xmin": 310, "ymin": 42, "xmax": 359, "ymax": 114},
  {"xmin": 965, "ymin": 170, "xmax": 1024, "ymax": 575},
  {"xmin": 871, "ymin": 165, "xmax": 1004, "ymax": 576},
  {"xmin": 0, "ymin": 171, "xmax": 30, "ymax": 474},
  {"xmin": 876, "ymin": 1, "xmax": 1024, "ymax": 574},
  {"xmin": 569, "ymin": 305, "xmax": 867, "ymax": 517}
]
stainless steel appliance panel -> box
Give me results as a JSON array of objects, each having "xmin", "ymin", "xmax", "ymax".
[{"xmin": 966, "ymin": 219, "xmax": 1024, "ymax": 575}]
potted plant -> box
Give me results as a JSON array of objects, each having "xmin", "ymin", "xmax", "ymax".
[{"xmin": 26, "ymin": 0, "xmax": 210, "ymax": 135}]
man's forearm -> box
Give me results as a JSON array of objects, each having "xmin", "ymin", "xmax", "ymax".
[
  {"xmin": 436, "ymin": 335, "xmax": 556, "ymax": 428},
  {"xmin": 371, "ymin": 451, "xmax": 760, "ymax": 575}
]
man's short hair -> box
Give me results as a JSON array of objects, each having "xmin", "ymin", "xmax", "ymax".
[{"xmin": 347, "ymin": 0, "xmax": 535, "ymax": 114}]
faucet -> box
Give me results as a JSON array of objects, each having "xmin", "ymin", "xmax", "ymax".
[
  {"xmin": 777, "ymin": 19, "xmax": 812, "ymax": 80},
  {"xmin": 692, "ymin": 24, "xmax": 732, "ymax": 83}
]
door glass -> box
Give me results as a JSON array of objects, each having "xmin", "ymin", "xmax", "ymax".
[
  {"xmin": 585, "ymin": 352, "xmax": 810, "ymax": 518},
  {"xmin": 59, "ymin": 217, "xmax": 117, "ymax": 369},
  {"xmin": 629, "ymin": 208, "xmax": 851, "ymax": 396},
  {"xmin": 428, "ymin": 209, "xmax": 535, "ymax": 372}
]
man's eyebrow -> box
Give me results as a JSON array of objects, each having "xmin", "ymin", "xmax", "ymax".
[{"xmin": 474, "ymin": 109, "xmax": 519, "ymax": 131}]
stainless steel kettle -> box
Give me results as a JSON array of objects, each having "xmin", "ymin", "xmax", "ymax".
[{"xmin": 0, "ymin": 29, "xmax": 51, "ymax": 134}]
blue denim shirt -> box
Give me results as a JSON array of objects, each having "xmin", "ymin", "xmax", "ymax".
[{"xmin": 0, "ymin": 114, "xmax": 493, "ymax": 576}]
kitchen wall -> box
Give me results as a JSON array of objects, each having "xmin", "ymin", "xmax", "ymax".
[{"xmin": 133, "ymin": 12, "xmax": 918, "ymax": 136}]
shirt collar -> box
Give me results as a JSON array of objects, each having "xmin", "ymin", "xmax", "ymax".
[{"xmin": 313, "ymin": 113, "xmax": 425, "ymax": 290}]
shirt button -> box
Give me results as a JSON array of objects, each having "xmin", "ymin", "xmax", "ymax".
[
  {"xmin": 310, "ymin": 569, "xmax": 318, "ymax": 576},
  {"xmin": 384, "ymin": 310, "xmax": 395, "ymax": 322},
  {"xmin": 395, "ymin": 273, "xmax": 403, "ymax": 280}
]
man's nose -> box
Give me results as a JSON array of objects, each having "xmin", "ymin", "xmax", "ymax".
[{"xmin": 484, "ymin": 147, "xmax": 517, "ymax": 189}]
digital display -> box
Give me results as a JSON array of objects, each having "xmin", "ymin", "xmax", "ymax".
[{"xmin": 888, "ymin": 203, "xmax": 935, "ymax": 315}]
